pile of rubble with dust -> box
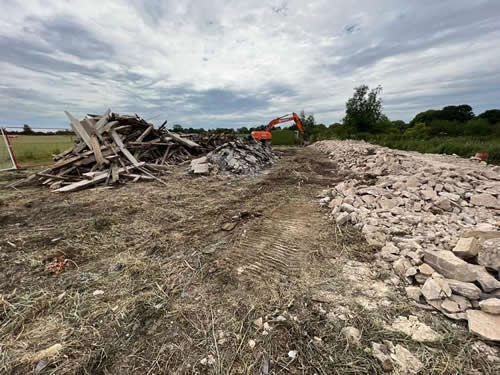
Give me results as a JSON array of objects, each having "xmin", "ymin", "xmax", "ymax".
[
  {"xmin": 188, "ymin": 140, "xmax": 278, "ymax": 176},
  {"xmin": 314, "ymin": 140, "xmax": 500, "ymax": 341},
  {"xmin": 10, "ymin": 109, "xmax": 235, "ymax": 192}
]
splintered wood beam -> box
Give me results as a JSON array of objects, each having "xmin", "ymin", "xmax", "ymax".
[
  {"xmin": 102, "ymin": 121, "xmax": 119, "ymax": 134},
  {"xmin": 53, "ymin": 155, "xmax": 83, "ymax": 169},
  {"xmin": 65, "ymin": 111, "xmax": 93, "ymax": 149},
  {"xmin": 136, "ymin": 125, "xmax": 153, "ymax": 142},
  {"xmin": 95, "ymin": 109, "xmax": 111, "ymax": 133},
  {"xmin": 166, "ymin": 130, "xmax": 201, "ymax": 148},
  {"xmin": 54, "ymin": 163, "xmax": 145, "ymax": 192},
  {"xmin": 81, "ymin": 119, "xmax": 96, "ymax": 136},
  {"xmin": 111, "ymin": 130, "xmax": 141, "ymax": 167},
  {"xmin": 111, "ymin": 163, "xmax": 119, "ymax": 183},
  {"xmin": 90, "ymin": 136, "xmax": 109, "ymax": 167}
]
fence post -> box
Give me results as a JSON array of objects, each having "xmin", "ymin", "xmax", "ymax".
[{"xmin": 1, "ymin": 128, "xmax": 20, "ymax": 169}]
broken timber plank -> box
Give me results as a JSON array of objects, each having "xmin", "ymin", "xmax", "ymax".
[
  {"xmin": 90, "ymin": 136, "xmax": 109, "ymax": 167},
  {"xmin": 54, "ymin": 163, "xmax": 144, "ymax": 192},
  {"xmin": 102, "ymin": 121, "xmax": 119, "ymax": 134},
  {"xmin": 111, "ymin": 163, "xmax": 119, "ymax": 183},
  {"xmin": 65, "ymin": 111, "xmax": 93, "ymax": 149},
  {"xmin": 111, "ymin": 130, "xmax": 141, "ymax": 167},
  {"xmin": 166, "ymin": 130, "xmax": 201, "ymax": 148},
  {"xmin": 81, "ymin": 119, "xmax": 96, "ymax": 136},
  {"xmin": 95, "ymin": 109, "xmax": 111, "ymax": 133},
  {"xmin": 53, "ymin": 155, "xmax": 83, "ymax": 169},
  {"xmin": 136, "ymin": 125, "xmax": 153, "ymax": 142}
]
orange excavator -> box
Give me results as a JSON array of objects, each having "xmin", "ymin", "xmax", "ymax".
[{"xmin": 251, "ymin": 112, "xmax": 308, "ymax": 145}]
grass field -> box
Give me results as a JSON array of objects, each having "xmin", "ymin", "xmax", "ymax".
[{"xmin": 7, "ymin": 135, "xmax": 75, "ymax": 166}]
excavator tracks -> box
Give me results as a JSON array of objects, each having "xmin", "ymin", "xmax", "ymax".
[{"xmin": 219, "ymin": 202, "xmax": 321, "ymax": 281}]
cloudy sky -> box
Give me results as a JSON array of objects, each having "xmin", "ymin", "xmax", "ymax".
[{"xmin": 1, "ymin": 0, "xmax": 499, "ymax": 129}]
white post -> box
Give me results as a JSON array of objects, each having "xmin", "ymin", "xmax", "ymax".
[{"xmin": 0, "ymin": 128, "xmax": 17, "ymax": 171}]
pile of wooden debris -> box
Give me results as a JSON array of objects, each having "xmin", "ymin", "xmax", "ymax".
[{"xmin": 12, "ymin": 109, "xmax": 235, "ymax": 192}]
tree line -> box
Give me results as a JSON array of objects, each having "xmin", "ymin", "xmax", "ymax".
[{"xmin": 310, "ymin": 85, "xmax": 500, "ymax": 141}]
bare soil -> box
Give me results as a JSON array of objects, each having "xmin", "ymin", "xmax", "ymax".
[{"xmin": 0, "ymin": 147, "xmax": 496, "ymax": 374}]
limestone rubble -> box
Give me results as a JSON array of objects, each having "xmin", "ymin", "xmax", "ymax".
[{"xmin": 314, "ymin": 140, "xmax": 500, "ymax": 341}]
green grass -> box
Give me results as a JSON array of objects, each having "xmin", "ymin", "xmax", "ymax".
[{"xmin": 9, "ymin": 135, "xmax": 75, "ymax": 166}]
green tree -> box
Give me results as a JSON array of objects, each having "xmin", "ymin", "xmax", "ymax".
[
  {"xmin": 172, "ymin": 124, "xmax": 183, "ymax": 132},
  {"xmin": 409, "ymin": 109, "xmax": 440, "ymax": 126},
  {"xmin": 343, "ymin": 85, "xmax": 383, "ymax": 132},
  {"xmin": 237, "ymin": 127, "xmax": 250, "ymax": 134},
  {"xmin": 403, "ymin": 122, "xmax": 431, "ymax": 138},
  {"xmin": 462, "ymin": 118, "xmax": 492, "ymax": 136},
  {"xmin": 441, "ymin": 105, "xmax": 474, "ymax": 122},
  {"xmin": 22, "ymin": 124, "xmax": 34, "ymax": 135},
  {"xmin": 478, "ymin": 109, "xmax": 500, "ymax": 124},
  {"xmin": 410, "ymin": 105, "xmax": 474, "ymax": 126}
]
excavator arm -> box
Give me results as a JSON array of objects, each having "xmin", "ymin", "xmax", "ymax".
[{"xmin": 252, "ymin": 112, "xmax": 308, "ymax": 144}]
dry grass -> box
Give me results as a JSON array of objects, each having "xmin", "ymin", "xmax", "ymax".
[{"xmin": 0, "ymin": 148, "xmax": 497, "ymax": 374}]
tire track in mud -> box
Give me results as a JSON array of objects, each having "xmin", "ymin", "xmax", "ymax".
[{"xmin": 219, "ymin": 201, "xmax": 322, "ymax": 280}]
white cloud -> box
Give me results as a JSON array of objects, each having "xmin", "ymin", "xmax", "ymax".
[{"xmin": 0, "ymin": 0, "xmax": 499, "ymax": 128}]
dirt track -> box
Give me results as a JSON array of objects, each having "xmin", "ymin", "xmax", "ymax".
[{"xmin": 0, "ymin": 147, "xmax": 496, "ymax": 374}]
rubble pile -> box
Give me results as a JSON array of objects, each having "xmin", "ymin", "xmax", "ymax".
[
  {"xmin": 189, "ymin": 140, "xmax": 278, "ymax": 176},
  {"xmin": 314, "ymin": 140, "xmax": 500, "ymax": 341},
  {"xmin": 11, "ymin": 109, "xmax": 235, "ymax": 192}
]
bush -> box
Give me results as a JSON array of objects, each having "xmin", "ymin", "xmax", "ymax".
[
  {"xmin": 271, "ymin": 129, "xmax": 300, "ymax": 145},
  {"xmin": 461, "ymin": 118, "xmax": 492, "ymax": 136},
  {"xmin": 404, "ymin": 123, "xmax": 431, "ymax": 139}
]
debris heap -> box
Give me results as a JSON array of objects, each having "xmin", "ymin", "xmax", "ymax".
[
  {"xmin": 314, "ymin": 140, "xmax": 500, "ymax": 341},
  {"xmin": 13, "ymin": 109, "xmax": 235, "ymax": 192},
  {"xmin": 189, "ymin": 140, "xmax": 278, "ymax": 176}
]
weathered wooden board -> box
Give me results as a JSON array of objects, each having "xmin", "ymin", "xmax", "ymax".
[
  {"xmin": 167, "ymin": 130, "xmax": 201, "ymax": 148},
  {"xmin": 65, "ymin": 111, "xmax": 93, "ymax": 149},
  {"xmin": 111, "ymin": 130, "xmax": 141, "ymax": 167},
  {"xmin": 55, "ymin": 163, "xmax": 144, "ymax": 192}
]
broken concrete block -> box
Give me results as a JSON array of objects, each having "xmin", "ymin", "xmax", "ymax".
[
  {"xmin": 441, "ymin": 298, "xmax": 461, "ymax": 313},
  {"xmin": 341, "ymin": 326, "xmax": 361, "ymax": 346},
  {"xmin": 371, "ymin": 342, "xmax": 393, "ymax": 371},
  {"xmin": 192, "ymin": 163, "xmax": 209, "ymax": 175},
  {"xmin": 381, "ymin": 242, "xmax": 400, "ymax": 255},
  {"xmin": 415, "ymin": 273, "xmax": 428, "ymax": 284},
  {"xmin": 426, "ymin": 299, "xmax": 468, "ymax": 321},
  {"xmin": 478, "ymin": 238, "xmax": 500, "ymax": 271},
  {"xmin": 191, "ymin": 156, "xmax": 207, "ymax": 165},
  {"xmin": 467, "ymin": 310, "xmax": 500, "ymax": 341},
  {"xmin": 340, "ymin": 203, "xmax": 355, "ymax": 213},
  {"xmin": 421, "ymin": 277, "xmax": 451, "ymax": 301},
  {"xmin": 423, "ymin": 250, "xmax": 476, "ymax": 282},
  {"xmin": 393, "ymin": 258, "xmax": 412, "ymax": 277},
  {"xmin": 378, "ymin": 197, "xmax": 398, "ymax": 210},
  {"xmin": 479, "ymin": 298, "xmax": 500, "ymax": 315},
  {"xmin": 336, "ymin": 212, "xmax": 350, "ymax": 225},
  {"xmin": 405, "ymin": 286, "xmax": 422, "ymax": 302},
  {"xmin": 418, "ymin": 263, "xmax": 434, "ymax": 276},
  {"xmin": 445, "ymin": 279, "xmax": 481, "ymax": 299},
  {"xmin": 449, "ymin": 294, "xmax": 472, "ymax": 311},
  {"xmin": 470, "ymin": 193, "xmax": 500, "ymax": 209},
  {"xmin": 391, "ymin": 344, "xmax": 424, "ymax": 374},
  {"xmin": 435, "ymin": 197, "xmax": 452, "ymax": 211},
  {"xmin": 469, "ymin": 265, "xmax": 500, "ymax": 292},
  {"xmin": 391, "ymin": 315, "xmax": 442, "ymax": 342},
  {"xmin": 452, "ymin": 237, "xmax": 480, "ymax": 258}
]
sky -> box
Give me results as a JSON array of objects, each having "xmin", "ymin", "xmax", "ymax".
[{"xmin": 1, "ymin": 0, "xmax": 499, "ymax": 130}]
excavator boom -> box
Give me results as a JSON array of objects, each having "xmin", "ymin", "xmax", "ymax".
[{"xmin": 251, "ymin": 112, "xmax": 307, "ymax": 144}]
